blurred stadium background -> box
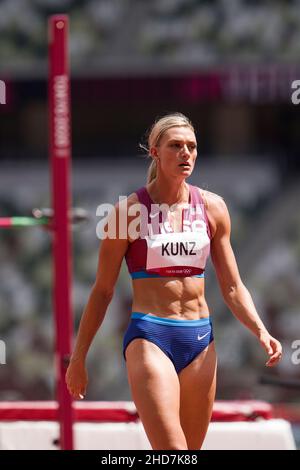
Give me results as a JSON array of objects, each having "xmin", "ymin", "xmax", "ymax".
[{"xmin": 0, "ymin": 0, "xmax": 300, "ymax": 446}]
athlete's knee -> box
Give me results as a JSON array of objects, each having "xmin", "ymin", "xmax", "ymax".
[
  {"xmin": 154, "ymin": 440, "xmax": 188, "ymax": 451},
  {"xmin": 165, "ymin": 443, "xmax": 188, "ymax": 450},
  {"xmin": 152, "ymin": 433, "xmax": 188, "ymax": 450}
]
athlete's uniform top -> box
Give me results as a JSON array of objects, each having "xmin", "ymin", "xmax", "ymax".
[
  {"xmin": 123, "ymin": 183, "xmax": 214, "ymax": 374},
  {"xmin": 125, "ymin": 183, "xmax": 211, "ymax": 279}
]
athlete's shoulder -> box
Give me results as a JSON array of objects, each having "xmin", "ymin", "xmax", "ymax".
[
  {"xmin": 113, "ymin": 192, "xmax": 142, "ymax": 234},
  {"xmin": 195, "ymin": 187, "xmax": 229, "ymax": 237},
  {"xmin": 126, "ymin": 191, "xmax": 140, "ymax": 206},
  {"xmin": 113, "ymin": 191, "xmax": 140, "ymax": 212},
  {"xmin": 195, "ymin": 187, "xmax": 226, "ymax": 212}
]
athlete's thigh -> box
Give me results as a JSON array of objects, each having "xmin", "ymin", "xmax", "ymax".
[
  {"xmin": 125, "ymin": 338, "xmax": 187, "ymax": 450},
  {"xmin": 178, "ymin": 341, "xmax": 217, "ymax": 449}
]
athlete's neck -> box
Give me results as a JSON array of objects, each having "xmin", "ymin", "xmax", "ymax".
[{"xmin": 147, "ymin": 178, "xmax": 189, "ymax": 207}]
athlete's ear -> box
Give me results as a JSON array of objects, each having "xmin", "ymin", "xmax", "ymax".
[{"xmin": 150, "ymin": 147, "xmax": 158, "ymax": 157}]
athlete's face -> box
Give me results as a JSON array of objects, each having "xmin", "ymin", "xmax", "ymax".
[{"xmin": 152, "ymin": 127, "xmax": 197, "ymax": 179}]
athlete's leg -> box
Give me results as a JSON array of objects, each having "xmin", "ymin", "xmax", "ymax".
[
  {"xmin": 125, "ymin": 338, "xmax": 188, "ymax": 450},
  {"xmin": 178, "ymin": 341, "xmax": 217, "ymax": 450}
]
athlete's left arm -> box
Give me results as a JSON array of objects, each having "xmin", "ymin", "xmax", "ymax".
[{"xmin": 208, "ymin": 194, "xmax": 282, "ymax": 367}]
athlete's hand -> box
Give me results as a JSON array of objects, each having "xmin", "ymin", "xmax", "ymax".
[
  {"xmin": 258, "ymin": 330, "xmax": 283, "ymax": 367},
  {"xmin": 65, "ymin": 357, "xmax": 88, "ymax": 399}
]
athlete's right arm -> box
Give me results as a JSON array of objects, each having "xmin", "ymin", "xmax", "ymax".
[{"xmin": 66, "ymin": 198, "xmax": 134, "ymax": 399}]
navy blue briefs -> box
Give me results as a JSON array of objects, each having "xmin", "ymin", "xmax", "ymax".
[{"xmin": 123, "ymin": 312, "xmax": 214, "ymax": 374}]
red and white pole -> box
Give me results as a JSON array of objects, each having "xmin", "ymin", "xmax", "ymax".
[{"xmin": 48, "ymin": 15, "xmax": 74, "ymax": 450}]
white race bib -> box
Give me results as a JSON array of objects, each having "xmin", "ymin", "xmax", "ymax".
[{"xmin": 145, "ymin": 229, "xmax": 210, "ymax": 276}]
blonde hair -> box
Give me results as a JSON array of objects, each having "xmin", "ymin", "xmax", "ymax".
[{"xmin": 141, "ymin": 113, "xmax": 195, "ymax": 184}]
